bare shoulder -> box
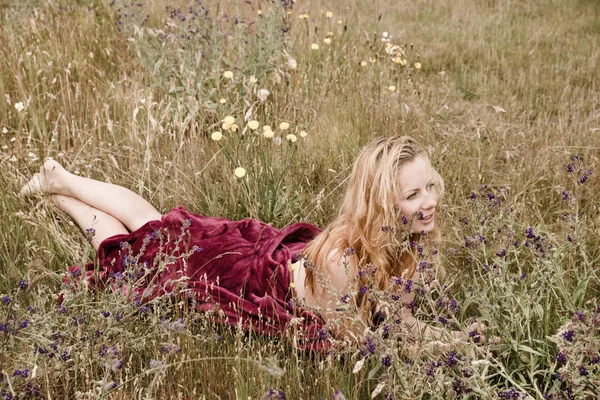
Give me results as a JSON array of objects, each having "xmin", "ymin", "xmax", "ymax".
[{"xmin": 305, "ymin": 248, "xmax": 357, "ymax": 308}]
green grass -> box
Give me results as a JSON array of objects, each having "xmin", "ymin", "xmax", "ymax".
[{"xmin": 0, "ymin": 0, "xmax": 599, "ymax": 398}]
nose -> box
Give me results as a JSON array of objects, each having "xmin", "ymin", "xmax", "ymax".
[{"xmin": 422, "ymin": 192, "xmax": 437, "ymax": 210}]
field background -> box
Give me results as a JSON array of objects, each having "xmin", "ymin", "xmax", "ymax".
[{"xmin": 1, "ymin": 0, "xmax": 599, "ymax": 398}]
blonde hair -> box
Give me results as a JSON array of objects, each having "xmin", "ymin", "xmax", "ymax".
[{"xmin": 302, "ymin": 136, "xmax": 444, "ymax": 322}]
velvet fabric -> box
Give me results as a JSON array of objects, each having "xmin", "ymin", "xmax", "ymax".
[{"xmin": 65, "ymin": 206, "xmax": 332, "ymax": 352}]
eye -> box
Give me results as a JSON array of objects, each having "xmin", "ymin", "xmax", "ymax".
[{"xmin": 407, "ymin": 193, "xmax": 416, "ymax": 200}]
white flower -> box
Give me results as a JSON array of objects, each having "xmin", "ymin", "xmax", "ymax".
[
  {"xmin": 247, "ymin": 120, "xmax": 259, "ymax": 130},
  {"xmin": 382, "ymin": 31, "xmax": 389, "ymax": 38},
  {"xmin": 286, "ymin": 134, "xmax": 297, "ymax": 143},
  {"xmin": 249, "ymin": 75, "xmax": 257, "ymax": 84},
  {"xmin": 211, "ymin": 131, "xmax": 223, "ymax": 141},
  {"xmin": 388, "ymin": 85, "xmax": 396, "ymax": 92},
  {"xmin": 223, "ymin": 116, "xmax": 235, "ymax": 125},
  {"xmin": 219, "ymin": 98, "xmax": 227, "ymax": 104},
  {"xmin": 234, "ymin": 167, "xmax": 246, "ymax": 178},
  {"xmin": 299, "ymin": 130, "xmax": 307, "ymax": 138},
  {"xmin": 324, "ymin": 38, "xmax": 332, "ymax": 44},
  {"xmin": 325, "ymin": 11, "xmax": 333, "ymax": 18},
  {"xmin": 263, "ymin": 129, "xmax": 274, "ymax": 139},
  {"xmin": 2, "ymin": 127, "xmax": 7, "ymax": 134},
  {"xmin": 279, "ymin": 122, "xmax": 290, "ymax": 130},
  {"xmin": 287, "ymin": 58, "xmax": 297, "ymax": 69},
  {"xmin": 223, "ymin": 70, "xmax": 234, "ymax": 79},
  {"xmin": 256, "ymin": 89, "xmax": 270, "ymax": 102},
  {"xmin": 14, "ymin": 102, "xmax": 25, "ymax": 112},
  {"xmin": 311, "ymin": 43, "xmax": 319, "ymax": 50}
]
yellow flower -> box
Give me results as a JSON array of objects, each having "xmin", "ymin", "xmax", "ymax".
[
  {"xmin": 263, "ymin": 125, "xmax": 272, "ymax": 132},
  {"xmin": 249, "ymin": 76, "xmax": 257, "ymax": 84},
  {"xmin": 248, "ymin": 120, "xmax": 259, "ymax": 130},
  {"xmin": 222, "ymin": 122, "xmax": 231, "ymax": 130},
  {"xmin": 223, "ymin": 71, "xmax": 234, "ymax": 79},
  {"xmin": 325, "ymin": 11, "xmax": 333, "ymax": 18},
  {"xmin": 219, "ymin": 98, "xmax": 227, "ymax": 104},
  {"xmin": 324, "ymin": 38, "xmax": 332, "ymax": 44},
  {"xmin": 299, "ymin": 13, "xmax": 309, "ymax": 20},
  {"xmin": 257, "ymin": 9, "xmax": 262, "ymax": 15},
  {"xmin": 414, "ymin": 62, "xmax": 422, "ymax": 69},
  {"xmin": 360, "ymin": 60, "xmax": 367, "ymax": 67},
  {"xmin": 337, "ymin": 19, "xmax": 342, "ymax": 24},
  {"xmin": 223, "ymin": 116, "xmax": 236, "ymax": 125},
  {"xmin": 388, "ymin": 85, "xmax": 396, "ymax": 92},
  {"xmin": 392, "ymin": 57, "xmax": 402, "ymax": 64},
  {"xmin": 230, "ymin": 124, "xmax": 239, "ymax": 132},
  {"xmin": 286, "ymin": 134, "xmax": 297, "ymax": 143},
  {"xmin": 234, "ymin": 167, "xmax": 246, "ymax": 178},
  {"xmin": 369, "ymin": 57, "xmax": 376, "ymax": 63},
  {"xmin": 299, "ymin": 130, "xmax": 307, "ymax": 138},
  {"xmin": 263, "ymin": 130, "xmax": 274, "ymax": 139},
  {"xmin": 211, "ymin": 131, "xmax": 223, "ymax": 141},
  {"xmin": 279, "ymin": 122, "xmax": 290, "ymax": 130},
  {"xmin": 311, "ymin": 43, "xmax": 319, "ymax": 50}
]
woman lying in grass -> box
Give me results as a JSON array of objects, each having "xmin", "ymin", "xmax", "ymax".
[{"xmin": 20, "ymin": 135, "xmax": 486, "ymax": 351}]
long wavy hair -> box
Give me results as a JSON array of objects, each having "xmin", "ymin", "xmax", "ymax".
[{"xmin": 302, "ymin": 135, "xmax": 445, "ymax": 322}]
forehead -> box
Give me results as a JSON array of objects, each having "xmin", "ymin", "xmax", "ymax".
[{"xmin": 397, "ymin": 156, "xmax": 433, "ymax": 190}]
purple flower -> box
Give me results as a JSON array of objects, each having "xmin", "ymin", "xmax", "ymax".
[
  {"xmin": 446, "ymin": 351, "xmax": 458, "ymax": 367},
  {"xmin": 262, "ymin": 389, "xmax": 286, "ymax": 400},
  {"xmin": 359, "ymin": 285, "xmax": 368, "ymax": 294},
  {"xmin": 2, "ymin": 296, "xmax": 11, "ymax": 304},
  {"xmin": 20, "ymin": 319, "xmax": 28, "ymax": 329},
  {"xmin": 556, "ymin": 351, "xmax": 567, "ymax": 365},
  {"xmin": 19, "ymin": 279, "xmax": 28, "ymax": 290},
  {"xmin": 579, "ymin": 365, "xmax": 588, "ymax": 376},
  {"xmin": 404, "ymin": 280, "xmax": 413, "ymax": 293},
  {"xmin": 341, "ymin": 294, "xmax": 350, "ymax": 304},
  {"xmin": 381, "ymin": 355, "xmax": 391, "ymax": 367},
  {"xmin": 562, "ymin": 330, "xmax": 574, "ymax": 342}
]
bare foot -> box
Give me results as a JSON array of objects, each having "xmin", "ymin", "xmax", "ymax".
[{"xmin": 19, "ymin": 160, "xmax": 66, "ymax": 198}]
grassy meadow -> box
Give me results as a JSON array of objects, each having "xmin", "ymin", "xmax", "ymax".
[{"xmin": 1, "ymin": 0, "xmax": 599, "ymax": 398}]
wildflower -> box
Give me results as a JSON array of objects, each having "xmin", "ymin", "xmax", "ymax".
[
  {"xmin": 360, "ymin": 60, "xmax": 367, "ymax": 67},
  {"xmin": 341, "ymin": 294, "xmax": 350, "ymax": 303},
  {"xmin": 562, "ymin": 330, "xmax": 574, "ymax": 342},
  {"xmin": 556, "ymin": 351, "xmax": 567, "ymax": 365},
  {"xmin": 299, "ymin": 130, "xmax": 307, "ymax": 137},
  {"xmin": 446, "ymin": 351, "xmax": 458, "ymax": 367},
  {"xmin": 219, "ymin": 98, "xmax": 226, "ymax": 104},
  {"xmin": 222, "ymin": 115, "xmax": 235, "ymax": 128},
  {"xmin": 578, "ymin": 366, "xmax": 588, "ymax": 376},
  {"xmin": 325, "ymin": 11, "xmax": 333, "ymax": 18},
  {"xmin": 287, "ymin": 58, "xmax": 297, "ymax": 69},
  {"xmin": 247, "ymin": 120, "xmax": 259, "ymax": 130},
  {"xmin": 324, "ymin": 37, "xmax": 332, "ymax": 44},
  {"xmin": 388, "ymin": 85, "xmax": 396, "ymax": 92},
  {"xmin": 311, "ymin": 43, "xmax": 319, "ymax": 50},
  {"xmin": 234, "ymin": 167, "xmax": 246, "ymax": 178},
  {"xmin": 211, "ymin": 131, "xmax": 223, "ymax": 141},
  {"xmin": 369, "ymin": 57, "xmax": 376, "ymax": 63},
  {"xmin": 2, "ymin": 127, "xmax": 7, "ymax": 134},
  {"xmin": 279, "ymin": 122, "xmax": 290, "ymax": 130},
  {"xmin": 19, "ymin": 279, "xmax": 28, "ymax": 290},
  {"xmin": 85, "ymin": 227, "xmax": 96, "ymax": 242},
  {"xmin": 256, "ymin": 89, "xmax": 270, "ymax": 102},
  {"xmin": 2, "ymin": 296, "xmax": 11, "ymax": 304},
  {"xmin": 414, "ymin": 62, "xmax": 422, "ymax": 69},
  {"xmin": 14, "ymin": 102, "xmax": 25, "ymax": 112},
  {"xmin": 286, "ymin": 134, "xmax": 297, "ymax": 143},
  {"xmin": 223, "ymin": 71, "xmax": 233, "ymax": 79},
  {"xmin": 338, "ymin": 19, "xmax": 342, "ymax": 24},
  {"xmin": 359, "ymin": 285, "xmax": 368, "ymax": 294},
  {"xmin": 332, "ymin": 391, "xmax": 347, "ymax": 400},
  {"xmin": 257, "ymin": 9, "xmax": 262, "ymax": 15},
  {"xmin": 249, "ymin": 76, "xmax": 257, "ymax": 84},
  {"xmin": 262, "ymin": 389, "xmax": 286, "ymax": 400},
  {"xmin": 298, "ymin": 13, "xmax": 309, "ymax": 20},
  {"xmin": 230, "ymin": 123, "xmax": 239, "ymax": 132},
  {"xmin": 567, "ymin": 164, "xmax": 573, "ymax": 173},
  {"xmin": 20, "ymin": 319, "xmax": 29, "ymax": 329},
  {"xmin": 263, "ymin": 129, "xmax": 274, "ymax": 139},
  {"xmin": 381, "ymin": 355, "xmax": 391, "ymax": 367}
]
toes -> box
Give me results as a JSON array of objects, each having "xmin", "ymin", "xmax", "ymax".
[{"xmin": 19, "ymin": 173, "xmax": 44, "ymax": 198}]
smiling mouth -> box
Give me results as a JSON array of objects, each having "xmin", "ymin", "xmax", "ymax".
[{"xmin": 420, "ymin": 214, "xmax": 434, "ymax": 222}]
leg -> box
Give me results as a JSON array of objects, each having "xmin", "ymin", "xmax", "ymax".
[
  {"xmin": 21, "ymin": 160, "xmax": 162, "ymax": 231},
  {"xmin": 51, "ymin": 195, "xmax": 129, "ymax": 250}
]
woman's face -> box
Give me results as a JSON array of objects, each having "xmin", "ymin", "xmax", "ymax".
[{"xmin": 395, "ymin": 156, "xmax": 439, "ymax": 233}]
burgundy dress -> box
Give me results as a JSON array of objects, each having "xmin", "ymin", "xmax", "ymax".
[{"xmin": 65, "ymin": 206, "xmax": 331, "ymax": 352}]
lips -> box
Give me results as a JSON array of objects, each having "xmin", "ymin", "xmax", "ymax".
[{"xmin": 420, "ymin": 214, "xmax": 434, "ymax": 222}]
